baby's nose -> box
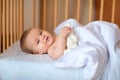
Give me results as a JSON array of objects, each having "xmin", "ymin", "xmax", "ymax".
[
  {"xmin": 40, "ymin": 35, "xmax": 46, "ymax": 42},
  {"xmin": 40, "ymin": 34, "xmax": 45, "ymax": 39}
]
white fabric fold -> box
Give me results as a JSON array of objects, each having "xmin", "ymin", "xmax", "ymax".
[{"xmin": 53, "ymin": 19, "xmax": 120, "ymax": 80}]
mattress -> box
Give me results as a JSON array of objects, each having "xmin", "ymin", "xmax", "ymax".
[{"xmin": 0, "ymin": 41, "xmax": 81, "ymax": 80}]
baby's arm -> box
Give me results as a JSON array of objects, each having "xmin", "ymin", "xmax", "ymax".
[{"xmin": 48, "ymin": 27, "xmax": 71, "ymax": 60}]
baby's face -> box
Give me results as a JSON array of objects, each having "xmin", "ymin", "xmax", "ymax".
[{"xmin": 25, "ymin": 28, "xmax": 54, "ymax": 54}]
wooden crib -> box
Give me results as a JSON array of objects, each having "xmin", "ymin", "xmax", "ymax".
[{"xmin": 0, "ymin": 0, "xmax": 120, "ymax": 53}]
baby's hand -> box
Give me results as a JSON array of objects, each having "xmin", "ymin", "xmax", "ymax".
[{"xmin": 59, "ymin": 27, "xmax": 72, "ymax": 38}]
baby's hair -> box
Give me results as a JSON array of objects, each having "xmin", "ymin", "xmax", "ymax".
[{"xmin": 20, "ymin": 27, "xmax": 33, "ymax": 54}]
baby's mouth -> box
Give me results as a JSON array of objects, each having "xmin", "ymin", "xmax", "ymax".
[{"xmin": 46, "ymin": 36, "xmax": 49, "ymax": 43}]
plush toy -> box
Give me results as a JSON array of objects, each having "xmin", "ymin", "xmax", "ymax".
[{"xmin": 64, "ymin": 23, "xmax": 78, "ymax": 54}]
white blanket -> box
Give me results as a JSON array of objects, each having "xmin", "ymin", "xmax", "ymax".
[{"xmin": 53, "ymin": 19, "xmax": 120, "ymax": 80}]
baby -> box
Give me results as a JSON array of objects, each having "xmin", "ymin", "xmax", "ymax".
[{"xmin": 20, "ymin": 26, "xmax": 72, "ymax": 60}]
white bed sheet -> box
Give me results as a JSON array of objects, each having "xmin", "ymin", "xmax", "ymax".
[{"xmin": 0, "ymin": 41, "xmax": 81, "ymax": 80}]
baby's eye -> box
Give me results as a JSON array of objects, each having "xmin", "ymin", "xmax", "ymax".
[{"xmin": 39, "ymin": 31, "xmax": 42, "ymax": 35}]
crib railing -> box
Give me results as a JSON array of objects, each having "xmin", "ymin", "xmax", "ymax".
[
  {"xmin": 0, "ymin": 0, "xmax": 24, "ymax": 53},
  {"xmin": 38, "ymin": 0, "xmax": 118, "ymax": 33},
  {"xmin": 42, "ymin": 0, "xmax": 94, "ymax": 30}
]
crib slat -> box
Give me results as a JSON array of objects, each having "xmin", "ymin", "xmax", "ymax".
[
  {"xmin": 54, "ymin": 0, "xmax": 57, "ymax": 29},
  {"xmin": 0, "ymin": 0, "xmax": 1, "ymax": 53},
  {"xmin": 77, "ymin": 0, "xmax": 80, "ymax": 22},
  {"xmin": 13, "ymin": 0, "xmax": 17, "ymax": 42},
  {"xmin": 111, "ymin": 0, "xmax": 116, "ymax": 23},
  {"xmin": 10, "ymin": 0, "xmax": 13, "ymax": 45},
  {"xmin": 65, "ymin": 0, "xmax": 68, "ymax": 20},
  {"xmin": 6, "ymin": 0, "xmax": 10, "ymax": 48},
  {"xmin": 13, "ymin": 0, "xmax": 16, "ymax": 42},
  {"xmin": 43, "ymin": 0, "xmax": 46, "ymax": 30},
  {"xmin": 2, "ymin": 0, "xmax": 6, "ymax": 51},
  {"xmin": 33, "ymin": 0, "xmax": 36, "ymax": 27},
  {"xmin": 17, "ymin": 0, "xmax": 20, "ymax": 39},
  {"xmin": 20, "ymin": 0, "xmax": 23, "ymax": 37},
  {"xmin": 100, "ymin": 0, "xmax": 104, "ymax": 20},
  {"xmin": 89, "ymin": 0, "xmax": 93, "ymax": 22}
]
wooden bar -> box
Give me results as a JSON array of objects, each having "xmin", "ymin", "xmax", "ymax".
[
  {"xmin": 89, "ymin": 0, "xmax": 92, "ymax": 22},
  {"xmin": 33, "ymin": 0, "xmax": 36, "ymax": 27},
  {"xmin": 100, "ymin": 0, "xmax": 104, "ymax": 20},
  {"xmin": 77, "ymin": 0, "xmax": 80, "ymax": 22},
  {"xmin": 10, "ymin": 0, "xmax": 13, "ymax": 45},
  {"xmin": 20, "ymin": 0, "xmax": 23, "ymax": 37},
  {"xmin": 2, "ymin": 0, "xmax": 6, "ymax": 51},
  {"xmin": 6, "ymin": 0, "xmax": 10, "ymax": 48},
  {"xmin": 43, "ymin": 0, "xmax": 46, "ymax": 30},
  {"xmin": 111, "ymin": 0, "xmax": 116, "ymax": 23},
  {"xmin": 54, "ymin": 0, "xmax": 57, "ymax": 29},
  {"xmin": 13, "ymin": 0, "xmax": 17, "ymax": 42},
  {"xmin": 17, "ymin": 0, "xmax": 20, "ymax": 39},
  {"xmin": 65, "ymin": 0, "xmax": 68, "ymax": 20},
  {"xmin": 0, "ymin": 0, "xmax": 1, "ymax": 53}
]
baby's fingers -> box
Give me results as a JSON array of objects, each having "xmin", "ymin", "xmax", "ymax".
[{"xmin": 66, "ymin": 27, "xmax": 72, "ymax": 33}]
